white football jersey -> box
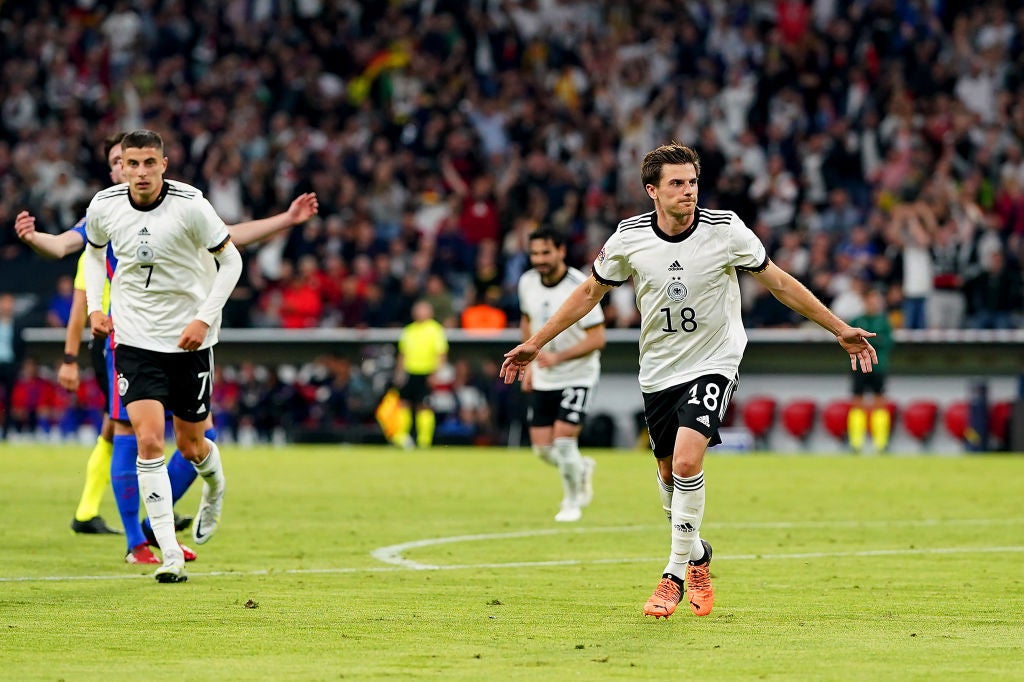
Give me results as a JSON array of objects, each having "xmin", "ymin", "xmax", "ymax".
[
  {"xmin": 519, "ymin": 266, "xmax": 604, "ymax": 390},
  {"xmin": 593, "ymin": 208, "xmax": 767, "ymax": 393},
  {"xmin": 85, "ymin": 180, "xmax": 230, "ymax": 353}
]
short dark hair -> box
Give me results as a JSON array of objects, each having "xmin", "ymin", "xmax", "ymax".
[
  {"xmin": 527, "ymin": 226, "xmax": 566, "ymax": 248},
  {"xmin": 103, "ymin": 132, "xmax": 126, "ymax": 161},
  {"xmin": 121, "ymin": 129, "xmax": 164, "ymax": 154},
  {"xmin": 641, "ymin": 143, "xmax": 701, "ymax": 188}
]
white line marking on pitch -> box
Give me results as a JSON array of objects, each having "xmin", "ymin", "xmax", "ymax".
[
  {"xmin": 370, "ymin": 518, "xmax": 1024, "ymax": 569},
  {"xmin": 2, "ymin": 518, "xmax": 1022, "ymax": 584},
  {"xmin": 4, "ymin": 546, "xmax": 1024, "ymax": 584}
]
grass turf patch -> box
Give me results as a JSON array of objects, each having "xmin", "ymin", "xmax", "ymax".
[{"xmin": 1, "ymin": 443, "xmax": 1021, "ymax": 681}]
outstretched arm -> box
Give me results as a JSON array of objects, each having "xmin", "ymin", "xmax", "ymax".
[
  {"xmin": 500, "ymin": 276, "xmax": 611, "ymax": 383},
  {"xmin": 751, "ymin": 260, "xmax": 877, "ymax": 372},
  {"xmin": 14, "ymin": 211, "xmax": 86, "ymax": 259},
  {"xmin": 227, "ymin": 193, "xmax": 319, "ymax": 248}
]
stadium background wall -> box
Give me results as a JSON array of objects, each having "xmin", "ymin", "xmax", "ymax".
[{"xmin": 23, "ymin": 327, "xmax": 1024, "ymax": 454}]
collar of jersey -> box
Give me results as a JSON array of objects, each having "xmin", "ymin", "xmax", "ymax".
[
  {"xmin": 651, "ymin": 207, "xmax": 699, "ymax": 243},
  {"xmin": 539, "ymin": 267, "xmax": 569, "ymax": 288},
  {"xmin": 128, "ymin": 181, "xmax": 170, "ymax": 212}
]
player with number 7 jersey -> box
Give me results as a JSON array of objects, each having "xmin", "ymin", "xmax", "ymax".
[
  {"xmin": 84, "ymin": 129, "xmax": 242, "ymax": 583},
  {"xmin": 85, "ymin": 180, "xmax": 232, "ymax": 354}
]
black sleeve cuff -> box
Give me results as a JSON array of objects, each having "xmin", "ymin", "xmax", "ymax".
[
  {"xmin": 208, "ymin": 235, "xmax": 231, "ymax": 254},
  {"xmin": 592, "ymin": 270, "xmax": 626, "ymax": 287},
  {"xmin": 737, "ymin": 255, "xmax": 770, "ymax": 273}
]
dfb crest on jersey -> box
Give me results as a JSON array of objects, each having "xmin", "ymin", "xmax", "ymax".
[
  {"xmin": 117, "ymin": 373, "xmax": 129, "ymax": 396},
  {"xmin": 596, "ymin": 246, "xmax": 607, "ymax": 264},
  {"xmin": 666, "ymin": 280, "xmax": 688, "ymax": 302},
  {"xmin": 136, "ymin": 244, "xmax": 155, "ymax": 263}
]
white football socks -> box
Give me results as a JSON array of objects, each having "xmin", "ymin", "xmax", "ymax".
[
  {"xmin": 664, "ymin": 470, "xmax": 706, "ymax": 578},
  {"xmin": 193, "ymin": 438, "xmax": 225, "ymax": 494},
  {"xmin": 136, "ymin": 456, "xmax": 182, "ymax": 565},
  {"xmin": 657, "ymin": 472, "xmax": 673, "ymax": 522},
  {"xmin": 532, "ymin": 444, "xmax": 556, "ymax": 466},
  {"xmin": 553, "ymin": 437, "xmax": 585, "ymax": 508}
]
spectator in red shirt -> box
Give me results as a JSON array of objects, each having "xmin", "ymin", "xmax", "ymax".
[
  {"xmin": 278, "ymin": 259, "xmax": 324, "ymax": 329},
  {"xmin": 10, "ymin": 357, "xmax": 54, "ymax": 437}
]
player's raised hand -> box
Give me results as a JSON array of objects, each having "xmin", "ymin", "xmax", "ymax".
[
  {"xmin": 177, "ymin": 319, "xmax": 210, "ymax": 351},
  {"xmin": 89, "ymin": 311, "xmax": 112, "ymax": 339},
  {"xmin": 500, "ymin": 342, "xmax": 540, "ymax": 384},
  {"xmin": 836, "ymin": 325, "xmax": 877, "ymax": 373},
  {"xmin": 14, "ymin": 211, "xmax": 37, "ymax": 243},
  {"xmin": 287, "ymin": 193, "xmax": 319, "ymax": 225}
]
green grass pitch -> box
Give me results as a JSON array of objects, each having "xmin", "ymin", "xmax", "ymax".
[{"xmin": 1, "ymin": 443, "xmax": 1022, "ymax": 681}]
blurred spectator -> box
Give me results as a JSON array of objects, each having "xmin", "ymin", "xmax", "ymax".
[
  {"xmin": 46, "ymin": 275, "xmax": 75, "ymax": 328},
  {"xmin": 211, "ymin": 366, "xmax": 241, "ymax": 442},
  {"xmin": 8, "ymin": 357, "xmax": 54, "ymax": 438},
  {"xmin": 818, "ymin": 189, "xmax": 862, "ymax": 237},
  {"xmin": 431, "ymin": 358, "xmax": 493, "ymax": 444},
  {"xmin": 749, "ymin": 154, "xmax": 799, "ymax": 231},
  {"xmin": 890, "ymin": 203, "xmax": 935, "ymax": 330},
  {"xmin": 274, "ymin": 259, "xmax": 324, "ymax": 329},
  {"xmin": 965, "ymin": 250, "xmax": 1023, "ymax": 329},
  {"xmin": 422, "ymin": 273, "xmax": 458, "ymax": 328},
  {"xmin": 461, "ymin": 285, "xmax": 508, "ymax": 331},
  {"xmin": 308, "ymin": 355, "xmax": 375, "ymax": 429},
  {"xmin": 0, "ymin": 292, "xmax": 27, "ymax": 438},
  {"xmin": 1, "ymin": 0, "xmax": 1023, "ymax": 338},
  {"xmin": 929, "ymin": 221, "xmax": 968, "ymax": 330}
]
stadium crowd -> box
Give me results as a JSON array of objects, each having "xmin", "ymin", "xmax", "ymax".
[{"xmin": 3, "ymin": 0, "xmax": 1024, "ymax": 441}]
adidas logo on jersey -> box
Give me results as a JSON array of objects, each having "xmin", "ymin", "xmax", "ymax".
[
  {"xmin": 696, "ymin": 414, "xmax": 711, "ymax": 428},
  {"xmin": 668, "ymin": 260, "xmax": 684, "ymax": 271},
  {"xmin": 138, "ymin": 226, "xmax": 150, "ymax": 236}
]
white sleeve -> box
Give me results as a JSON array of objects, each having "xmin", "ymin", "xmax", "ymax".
[
  {"xmin": 84, "ymin": 245, "xmax": 107, "ymax": 316},
  {"xmin": 194, "ymin": 240, "xmax": 242, "ymax": 326},
  {"xmin": 592, "ymin": 230, "xmax": 630, "ymax": 285},
  {"xmin": 191, "ymin": 196, "xmax": 230, "ymax": 251},
  {"xmin": 728, "ymin": 212, "xmax": 768, "ymax": 272},
  {"xmin": 82, "ymin": 197, "xmax": 107, "ymax": 248}
]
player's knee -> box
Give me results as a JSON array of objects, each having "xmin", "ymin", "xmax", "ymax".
[
  {"xmin": 174, "ymin": 432, "xmax": 206, "ymax": 461},
  {"xmin": 175, "ymin": 439, "xmax": 205, "ymax": 462},
  {"xmin": 135, "ymin": 432, "xmax": 164, "ymax": 459},
  {"xmin": 671, "ymin": 450, "xmax": 703, "ymax": 476}
]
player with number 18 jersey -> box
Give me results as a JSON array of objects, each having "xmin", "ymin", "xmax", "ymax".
[{"xmin": 592, "ymin": 208, "xmax": 767, "ymax": 393}]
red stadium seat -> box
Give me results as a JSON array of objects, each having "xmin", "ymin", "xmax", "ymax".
[
  {"xmin": 822, "ymin": 400, "xmax": 851, "ymax": 441},
  {"xmin": 742, "ymin": 396, "xmax": 777, "ymax": 449},
  {"xmin": 781, "ymin": 399, "xmax": 817, "ymax": 443},
  {"xmin": 943, "ymin": 401, "xmax": 970, "ymax": 440},
  {"xmin": 902, "ymin": 400, "xmax": 938, "ymax": 443},
  {"xmin": 989, "ymin": 401, "xmax": 1013, "ymax": 449}
]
